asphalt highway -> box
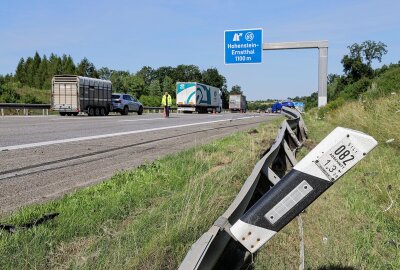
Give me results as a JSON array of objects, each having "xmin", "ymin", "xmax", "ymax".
[{"xmin": 0, "ymin": 112, "xmax": 278, "ymax": 215}]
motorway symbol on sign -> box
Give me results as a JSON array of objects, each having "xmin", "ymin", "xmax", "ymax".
[{"xmin": 224, "ymin": 28, "xmax": 263, "ymax": 64}]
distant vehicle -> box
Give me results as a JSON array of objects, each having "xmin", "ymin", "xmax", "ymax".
[
  {"xmin": 229, "ymin": 94, "xmax": 247, "ymax": 113},
  {"xmin": 271, "ymin": 101, "xmax": 295, "ymax": 113},
  {"xmin": 112, "ymin": 93, "xmax": 143, "ymax": 115},
  {"xmin": 52, "ymin": 75, "xmax": 112, "ymax": 116},
  {"xmin": 293, "ymin": 101, "xmax": 305, "ymax": 112},
  {"xmin": 271, "ymin": 102, "xmax": 282, "ymax": 113},
  {"xmin": 282, "ymin": 101, "xmax": 295, "ymax": 108},
  {"xmin": 176, "ymin": 82, "xmax": 222, "ymax": 113}
]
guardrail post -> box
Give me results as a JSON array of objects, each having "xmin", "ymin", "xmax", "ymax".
[{"xmin": 0, "ymin": 103, "xmax": 51, "ymax": 115}]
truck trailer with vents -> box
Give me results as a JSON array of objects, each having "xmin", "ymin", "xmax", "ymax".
[{"xmin": 52, "ymin": 75, "xmax": 112, "ymax": 116}]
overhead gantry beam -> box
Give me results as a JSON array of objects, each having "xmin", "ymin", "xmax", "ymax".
[{"xmin": 263, "ymin": 40, "xmax": 328, "ymax": 107}]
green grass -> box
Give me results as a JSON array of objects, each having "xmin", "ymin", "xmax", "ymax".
[
  {"xmin": 255, "ymin": 96, "xmax": 400, "ymax": 269},
  {"xmin": 0, "ymin": 119, "xmax": 281, "ymax": 269},
  {"xmin": 2, "ymin": 94, "xmax": 398, "ymax": 269}
]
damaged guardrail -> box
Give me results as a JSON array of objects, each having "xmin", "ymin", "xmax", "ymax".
[{"xmin": 179, "ymin": 106, "xmax": 377, "ymax": 270}]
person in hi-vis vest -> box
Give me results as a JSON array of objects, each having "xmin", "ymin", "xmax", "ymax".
[{"xmin": 161, "ymin": 92, "xmax": 172, "ymax": 118}]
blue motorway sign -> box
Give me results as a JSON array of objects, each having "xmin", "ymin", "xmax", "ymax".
[{"xmin": 224, "ymin": 28, "xmax": 263, "ymax": 64}]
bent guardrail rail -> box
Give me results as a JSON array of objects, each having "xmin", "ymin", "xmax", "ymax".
[{"xmin": 179, "ymin": 106, "xmax": 377, "ymax": 270}]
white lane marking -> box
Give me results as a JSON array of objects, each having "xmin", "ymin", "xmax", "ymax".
[
  {"xmin": 50, "ymin": 118, "xmax": 88, "ymax": 121},
  {"xmin": 118, "ymin": 118, "xmax": 166, "ymax": 122},
  {"xmin": 0, "ymin": 116, "xmax": 259, "ymax": 151},
  {"xmin": 0, "ymin": 115, "xmax": 56, "ymax": 119},
  {"xmin": 118, "ymin": 115, "xmax": 228, "ymax": 122},
  {"xmin": 51, "ymin": 115, "xmax": 168, "ymax": 121}
]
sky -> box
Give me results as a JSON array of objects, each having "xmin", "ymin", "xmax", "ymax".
[{"xmin": 1, "ymin": 0, "xmax": 399, "ymax": 100}]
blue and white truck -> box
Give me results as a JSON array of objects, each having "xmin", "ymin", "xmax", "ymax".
[{"xmin": 176, "ymin": 82, "xmax": 222, "ymax": 113}]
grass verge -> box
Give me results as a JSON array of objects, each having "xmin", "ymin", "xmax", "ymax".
[
  {"xmin": 0, "ymin": 119, "xmax": 281, "ymax": 269},
  {"xmin": 255, "ymin": 96, "xmax": 400, "ymax": 269}
]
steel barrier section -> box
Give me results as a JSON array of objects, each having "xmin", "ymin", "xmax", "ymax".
[
  {"xmin": 0, "ymin": 104, "xmax": 175, "ymax": 111},
  {"xmin": 0, "ymin": 103, "xmax": 177, "ymax": 115},
  {"xmin": 179, "ymin": 106, "xmax": 377, "ymax": 270}
]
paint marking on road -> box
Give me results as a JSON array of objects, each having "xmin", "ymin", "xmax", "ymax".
[
  {"xmin": 118, "ymin": 115, "xmax": 227, "ymax": 122},
  {"xmin": 50, "ymin": 118, "xmax": 89, "ymax": 121},
  {"xmin": 0, "ymin": 115, "xmax": 56, "ymax": 119},
  {"xmin": 0, "ymin": 116, "xmax": 260, "ymax": 151},
  {"xmin": 118, "ymin": 118, "xmax": 166, "ymax": 122}
]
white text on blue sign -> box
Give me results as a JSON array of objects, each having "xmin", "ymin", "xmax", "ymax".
[{"xmin": 224, "ymin": 29, "xmax": 263, "ymax": 64}]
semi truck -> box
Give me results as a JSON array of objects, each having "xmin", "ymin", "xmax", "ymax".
[
  {"xmin": 52, "ymin": 75, "xmax": 113, "ymax": 116},
  {"xmin": 229, "ymin": 94, "xmax": 246, "ymax": 112},
  {"xmin": 176, "ymin": 82, "xmax": 222, "ymax": 113}
]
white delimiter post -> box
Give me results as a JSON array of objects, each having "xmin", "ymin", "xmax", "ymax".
[{"xmin": 263, "ymin": 40, "xmax": 328, "ymax": 107}]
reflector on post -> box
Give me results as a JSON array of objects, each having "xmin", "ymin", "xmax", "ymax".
[{"xmin": 230, "ymin": 127, "xmax": 377, "ymax": 253}]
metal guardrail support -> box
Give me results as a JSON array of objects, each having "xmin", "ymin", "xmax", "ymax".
[
  {"xmin": 0, "ymin": 104, "xmax": 177, "ymax": 116},
  {"xmin": 0, "ymin": 103, "xmax": 50, "ymax": 116},
  {"xmin": 179, "ymin": 106, "xmax": 377, "ymax": 270},
  {"xmin": 143, "ymin": 107, "xmax": 178, "ymax": 113},
  {"xmin": 0, "ymin": 103, "xmax": 51, "ymax": 109}
]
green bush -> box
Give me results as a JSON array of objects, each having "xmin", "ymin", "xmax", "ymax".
[
  {"xmin": 139, "ymin": 95, "xmax": 176, "ymax": 107},
  {"xmin": 139, "ymin": 95, "xmax": 161, "ymax": 106},
  {"xmin": 317, "ymin": 97, "xmax": 345, "ymax": 119},
  {"xmin": 339, "ymin": 77, "xmax": 371, "ymax": 99},
  {"xmin": 21, "ymin": 93, "xmax": 41, "ymax": 104},
  {"xmin": 363, "ymin": 67, "xmax": 400, "ymax": 99},
  {"xmin": 375, "ymin": 66, "xmax": 400, "ymax": 93},
  {"xmin": 0, "ymin": 85, "xmax": 20, "ymax": 103},
  {"xmin": 327, "ymin": 76, "xmax": 346, "ymax": 100}
]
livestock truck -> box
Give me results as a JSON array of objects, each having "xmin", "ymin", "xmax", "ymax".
[
  {"xmin": 52, "ymin": 75, "xmax": 112, "ymax": 116},
  {"xmin": 229, "ymin": 94, "xmax": 246, "ymax": 112},
  {"xmin": 176, "ymin": 82, "xmax": 222, "ymax": 113}
]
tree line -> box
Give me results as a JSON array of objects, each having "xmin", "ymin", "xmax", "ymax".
[
  {"xmin": 1, "ymin": 52, "xmax": 244, "ymax": 107},
  {"xmin": 289, "ymin": 40, "xmax": 396, "ymax": 110}
]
